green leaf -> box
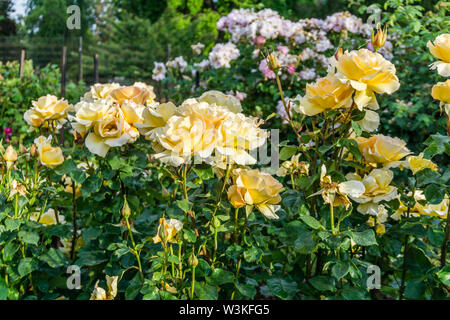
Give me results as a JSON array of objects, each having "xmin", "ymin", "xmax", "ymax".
[
  {"xmin": 18, "ymin": 231, "xmax": 40, "ymax": 246},
  {"xmin": 194, "ymin": 282, "xmax": 218, "ymax": 300},
  {"xmin": 243, "ymin": 247, "xmax": 263, "ymax": 263},
  {"xmin": 436, "ymin": 265, "xmax": 450, "ymax": 286},
  {"xmin": 175, "ymin": 199, "xmax": 193, "ymax": 213},
  {"xmin": 70, "ymin": 170, "xmax": 87, "ymax": 185},
  {"xmin": 266, "ymin": 278, "xmax": 297, "ymax": 299},
  {"xmin": 39, "ymin": 248, "xmax": 68, "ymax": 268},
  {"xmin": 300, "ymin": 215, "xmax": 323, "ymax": 230},
  {"xmin": 279, "ymin": 146, "xmax": 298, "ymax": 161},
  {"xmin": 5, "ymin": 218, "xmax": 21, "ymax": 231},
  {"xmin": 236, "ymin": 282, "xmax": 257, "ymax": 299},
  {"xmin": 341, "ymin": 286, "xmax": 368, "ymax": 300},
  {"xmin": 183, "ymin": 229, "xmax": 197, "ymax": 243},
  {"xmin": 206, "ymin": 268, "xmax": 235, "ymax": 286},
  {"xmin": 424, "ymin": 184, "xmax": 445, "ymax": 205},
  {"xmin": 81, "ymin": 175, "xmax": 102, "ymax": 197},
  {"xmin": 0, "ymin": 279, "xmax": 8, "ymax": 300},
  {"xmin": 309, "ymin": 276, "xmax": 336, "ymax": 292},
  {"xmin": 351, "ymin": 121, "xmax": 362, "ymax": 136},
  {"xmin": 332, "ymin": 261, "xmax": 350, "ymax": 280},
  {"xmin": 18, "ymin": 258, "xmax": 38, "ymax": 277},
  {"xmin": 193, "ymin": 165, "xmax": 215, "ymax": 180},
  {"xmin": 347, "ymin": 230, "xmax": 377, "ymax": 247}
]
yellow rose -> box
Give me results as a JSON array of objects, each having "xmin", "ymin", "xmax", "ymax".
[
  {"xmin": 417, "ymin": 194, "xmax": 449, "ymax": 219},
  {"xmin": 333, "ymin": 49, "xmax": 400, "ymax": 109},
  {"xmin": 83, "ymin": 83, "xmax": 121, "ymax": 101},
  {"xmin": 227, "ymin": 168, "xmax": 283, "ymax": 219},
  {"xmin": 215, "ymin": 112, "xmax": 268, "ymax": 168},
  {"xmin": 427, "ymin": 33, "xmax": 450, "ymax": 77},
  {"xmin": 70, "ymin": 100, "xmax": 111, "ymax": 133},
  {"xmin": 30, "ymin": 208, "xmax": 65, "ymax": 225},
  {"xmin": 34, "ymin": 135, "xmax": 64, "ymax": 168},
  {"xmin": 135, "ymin": 102, "xmax": 177, "ymax": 139},
  {"xmin": 198, "ymin": 90, "xmax": 242, "ymax": 113},
  {"xmin": 133, "ymin": 82, "xmax": 157, "ymax": 105},
  {"xmin": 153, "ymin": 218, "xmax": 183, "ymax": 244},
  {"xmin": 63, "ymin": 176, "xmax": 82, "ymax": 198},
  {"xmin": 90, "ymin": 276, "xmax": 118, "ymax": 300},
  {"xmin": 402, "ymin": 153, "xmax": 438, "ymax": 175},
  {"xmin": 295, "ymin": 75, "xmax": 354, "ymax": 116},
  {"xmin": 392, "ymin": 191, "xmax": 424, "ymax": 220},
  {"xmin": 110, "ymin": 85, "xmax": 149, "ymax": 105},
  {"xmin": 153, "ymin": 100, "xmax": 229, "ymax": 166},
  {"xmin": 85, "ymin": 106, "xmax": 138, "ymax": 157},
  {"xmin": 346, "ymin": 168, "xmax": 398, "ymax": 215},
  {"xmin": 24, "ymin": 95, "xmax": 72, "ymax": 128},
  {"xmin": 355, "ymin": 134, "xmax": 411, "ymax": 165},
  {"xmin": 431, "ymin": 79, "xmax": 450, "ymax": 113}
]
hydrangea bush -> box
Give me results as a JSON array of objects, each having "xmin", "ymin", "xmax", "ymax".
[{"xmin": 0, "ymin": 9, "xmax": 449, "ymax": 301}]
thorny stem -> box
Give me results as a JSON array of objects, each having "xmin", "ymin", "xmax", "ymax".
[
  {"xmin": 70, "ymin": 181, "xmax": 78, "ymax": 261},
  {"xmin": 126, "ymin": 216, "xmax": 144, "ymax": 281},
  {"xmin": 440, "ymin": 204, "xmax": 450, "ymax": 268}
]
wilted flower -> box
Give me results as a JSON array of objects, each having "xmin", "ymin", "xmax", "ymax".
[
  {"xmin": 311, "ymin": 165, "xmax": 365, "ymax": 210},
  {"xmin": 401, "ymin": 153, "xmax": 438, "ymax": 175},
  {"xmin": 427, "ymin": 33, "xmax": 450, "ymax": 77},
  {"xmin": 346, "ymin": 168, "xmax": 397, "ymax": 215},
  {"xmin": 367, "ymin": 204, "xmax": 388, "ymax": 235},
  {"xmin": 418, "ymin": 194, "xmax": 449, "ymax": 219},
  {"xmin": 332, "ymin": 49, "xmax": 400, "ymax": 110},
  {"xmin": 153, "ymin": 218, "xmax": 183, "ymax": 244},
  {"xmin": 228, "ymin": 168, "xmax": 283, "ymax": 219},
  {"xmin": 355, "ymin": 134, "xmax": 411, "ymax": 165},
  {"xmin": 371, "ymin": 25, "xmax": 387, "ymax": 51},
  {"xmin": 90, "ymin": 276, "xmax": 118, "ymax": 300},
  {"xmin": 277, "ymin": 154, "xmax": 309, "ymax": 177},
  {"xmin": 294, "ymin": 74, "xmax": 354, "ymax": 116}
]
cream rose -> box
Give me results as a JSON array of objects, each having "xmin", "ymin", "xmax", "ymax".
[
  {"xmin": 227, "ymin": 168, "xmax": 283, "ymax": 219},
  {"xmin": 355, "ymin": 134, "xmax": 411, "ymax": 165},
  {"xmin": 346, "ymin": 168, "xmax": 398, "ymax": 215},
  {"xmin": 198, "ymin": 90, "xmax": 242, "ymax": 113},
  {"xmin": 333, "ymin": 49, "xmax": 400, "ymax": 109},
  {"xmin": 295, "ymin": 75, "xmax": 354, "ymax": 116},
  {"xmin": 24, "ymin": 95, "xmax": 72, "ymax": 128},
  {"xmin": 153, "ymin": 100, "xmax": 230, "ymax": 165},
  {"xmin": 82, "ymin": 83, "xmax": 121, "ymax": 102},
  {"xmin": 85, "ymin": 106, "xmax": 138, "ymax": 157},
  {"xmin": 110, "ymin": 85, "xmax": 149, "ymax": 105},
  {"xmin": 357, "ymin": 110, "xmax": 380, "ymax": 132},
  {"xmin": 427, "ymin": 33, "xmax": 450, "ymax": 77},
  {"xmin": 134, "ymin": 102, "xmax": 177, "ymax": 139}
]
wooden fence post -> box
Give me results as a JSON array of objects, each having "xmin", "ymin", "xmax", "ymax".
[
  {"xmin": 61, "ymin": 46, "xmax": 67, "ymax": 98},
  {"xmin": 19, "ymin": 50, "xmax": 25, "ymax": 79},
  {"xmin": 78, "ymin": 36, "xmax": 83, "ymax": 84},
  {"xmin": 94, "ymin": 54, "xmax": 99, "ymax": 83}
]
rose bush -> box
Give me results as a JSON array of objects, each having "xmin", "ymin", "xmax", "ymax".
[{"xmin": 0, "ymin": 5, "xmax": 448, "ymax": 301}]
